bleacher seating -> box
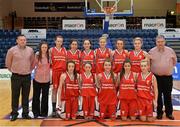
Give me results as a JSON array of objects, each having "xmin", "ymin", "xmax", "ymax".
[{"xmin": 0, "ymin": 29, "xmax": 159, "ymax": 68}]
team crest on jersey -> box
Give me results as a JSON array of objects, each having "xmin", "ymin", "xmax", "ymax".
[
  {"xmin": 91, "ymin": 78, "xmax": 93, "ymax": 82},
  {"xmin": 146, "ymin": 80, "xmax": 150, "ymax": 84},
  {"xmin": 139, "ymin": 55, "xmax": 142, "ymax": 59},
  {"xmin": 131, "ymin": 78, "xmax": 134, "ymax": 82},
  {"xmin": 91, "ymin": 55, "xmax": 93, "ymax": 58},
  {"xmin": 123, "ymin": 54, "xmax": 126, "ymax": 57}
]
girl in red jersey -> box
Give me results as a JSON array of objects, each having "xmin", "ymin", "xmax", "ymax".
[
  {"xmin": 67, "ymin": 39, "xmax": 81, "ymax": 73},
  {"xmin": 95, "ymin": 37, "xmax": 112, "ymax": 74},
  {"xmin": 96, "ymin": 59, "xmax": 117, "ymax": 121},
  {"xmin": 49, "ymin": 35, "xmax": 67, "ymax": 117},
  {"xmin": 80, "ymin": 39, "xmax": 95, "ymax": 73},
  {"xmin": 129, "ymin": 37, "xmax": 149, "ymax": 73},
  {"xmin": 112, "ymin": 38, "xmax": 128, "ymax": 74},
  {"xmin": 79, "ymin": 62, "xmax": 97, "ymax": 119},
  {"xmin": 58, "ymin": 61, "xmax": 79, "ymax": 120},
  {"xmin": 117, "ymin": 58, "xmax": 138, "ymax": 121},
  {"xmin": 137, "ymin": 60, "xmax": 158, "ymax": 122}
]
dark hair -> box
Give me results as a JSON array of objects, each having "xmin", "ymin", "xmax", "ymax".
[
  {"xmin": 83, "ymin": 39, "xmax": 92, "ymax": 50},
  {"xmin": 66, "ymin": 60, "xmax": 77, "ymax": 83},
  {"xmin": 116, "ymin": 38, "xmax": 125, "ymax": 49},
  {"xmin": 69, "ymin": 39, "xmax": 78, "ymax": 49},
  {"xmin": 119, "ymin": 58, "xmax": 131, "ymax": 81},
  {"xmin": 16, "ymin": 34, "xmax": 26, "ymax": 40},
  {"xmin": 103, "ymin": 58, "xmax": 115, "ymax": 84},
  {"xmin": 83, "ymin": 39, "xmax": 92, "ymax": 44},
  {"xmin": 55, "ymin": 35, "xmax": 63, "ymax": 41},
  {"xmin": 84, "ymin": 61, "xmax": 92, "ymax": 67},
  {"xmin": 38, "ymin": 41, "xmax": 49, "ymax": 63}
]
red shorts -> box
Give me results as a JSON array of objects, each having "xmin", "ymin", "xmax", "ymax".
[
  {"xmin": 120, "ymin": 99, "xmax": 138, "ymax": 117},
  {"xmin": 52, "ymin": 70, "xmax": 63, "ymax": 89},
  {"xmin": 138, "ymin": 97, "xmax": 153, "ymax": 117}
]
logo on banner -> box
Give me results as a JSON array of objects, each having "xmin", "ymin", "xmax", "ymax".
[
  {"xmin": 21, "ymin": 29, "xmax": 46, "ymax": 39},
  {"xmin": 62, "ymin": 20, "xmax": 85, "ymax": 30},
  {"xmin": 158, "ymin": 28, "xmax": 180, "ymax": 40},
  {"xmin": 103, "ymin": 19, "xmax": 126, "ymax": 30},
  {"xmin": 142, "ymin": 19, "xmax": 166, "ymax": 29}
]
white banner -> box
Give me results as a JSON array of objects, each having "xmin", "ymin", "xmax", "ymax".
[
  {"xmin": 158, "ymin": 28, "xmax": 180, "ymax": 40},
  {"xmin": 0, "ymin": 69, "xmax": 12, "ymax": 80},
  {"xmin": 103, "ymin": 19, "xmax": 126, "ymax": 30},
  {"xmin": 21, "ymin": 29, "xmax": 46, "ymax": 39},
  {"xmin": 142, "ymin": 19, "xmax": 166, "ymax": 29},
  {"xmin": 62, "ymin": 20, "xmax": 86, "ymax": 30}
]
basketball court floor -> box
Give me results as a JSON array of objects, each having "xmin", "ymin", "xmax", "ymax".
[{"xmin": 0, "ymin": 80, "xmax": 180, "ymax": 126}]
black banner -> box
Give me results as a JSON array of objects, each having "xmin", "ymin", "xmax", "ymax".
[{"xmin": 34, "ymin": 2, "xmax": 87, "ymax": 12}]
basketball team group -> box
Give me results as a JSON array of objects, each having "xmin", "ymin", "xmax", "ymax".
[{"xmin": 6, "ymin": 34, "xmax": 177, "ymax": 122}]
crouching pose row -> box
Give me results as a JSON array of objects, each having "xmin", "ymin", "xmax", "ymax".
[{"xmin": 57, "ymin": 58, "xmax": 158, "ymax": 121}]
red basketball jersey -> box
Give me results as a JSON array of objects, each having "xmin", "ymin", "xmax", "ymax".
[
  {"xmin": 98, "ymin": 72, "xmax": 117, "ymax": 105},
  {"xmin": 81, "ymin": 73, "xmax": 97, "ymax": 96},
  {"xmin": 62, "ymin": 72, "xmax": 79, "ymax": 99},
  {"xmin": 51, "ymin": 47, "xmax": 67, "ymax": 71},
  {"xmin": 95, "ymin": 48, "xmax": 111, "ymax": 74},
  {"xmin": 129, "ymin": 50, "xmax": 145, "ymax": 73},
  {"xmin": 67, "ymin": 50, "xmax": 81, "ymax": 73},
  {"xmin": 137, "ymin": 72, "xmax": 154, "ymax": 100},
  {"xmin": 80, "ymin": 50, "xmax": 95, "ymax": 73},
  {"xmin": 119, "ymin": 72, "xmax": 137, "ymax": 100},
  {"xmin": 113, "ymin": 49, "xmax": 128, "ymax": 73}
]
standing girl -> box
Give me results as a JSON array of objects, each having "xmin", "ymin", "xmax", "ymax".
[
  {"xmin": 129, "ymin": 37, "xmax": 149, "ymax": 73},
  {"xmin": 95, "ymin": 37, "xmax": 112, "ymax": 74},
  {"xmin": 32, "ymin": 41, "xmax": 50, "ymax": 118},
  {"xmin": 79, "ymin": 62, "xmax": 97, "ymax": 119},
  {"xmin": 117, "ymin": 58, "xmax": 138, "ymax": 121},
  {"xmin": 96, "ymin": 59, "xmax": 117, "ymax": 121},
  {"xmin": 67, "ymin": 39, "xmax": 81, "ymax": 73},
  {"xmin": 80, "ymin": 39, "xmax": 95, "ymax": 73},
  {"xmin": 112, "ymin": 38, "xmax": 128, "ymax": 74},
  {"xmin": 58, "ymin": 61, "xmax": 79, "ymax": 120},
  {"xmin": 50, "ymin": 35, "xmax": 67, "ymax": 117},
  {"xmin": 137, "ymin": 60, "xmax": 158, "ymax": 121}
]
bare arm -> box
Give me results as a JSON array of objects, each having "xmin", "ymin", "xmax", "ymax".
[
  {"xmin": 49, "ymin": 48, "xmax": 53, "ymax": 64},
  {"xmin": 96, "ymin": 74, "xmax": 102, "ymax": 89},
  {"xmin": 78, "ymin": 74, "xmax": 82, "ymax": 89},
  {"xmin": 116, "ymin": 73, "xmax": 120, "ymax": 88},
  {"xmin": 57, "ymin": 73, "xmax": 66, "ymax": 106}
]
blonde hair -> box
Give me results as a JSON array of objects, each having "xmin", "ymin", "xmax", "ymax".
[
  {"xmin": 99, "ymin": 36, "xmax": 107, "ymax": 42},
  {"xmin": 140, "ymin": 59, "xmax": 149, "ymax": 66},
  {"xmin": 133, "ymin": 37, "xmax": 143, "ymax": 44}
]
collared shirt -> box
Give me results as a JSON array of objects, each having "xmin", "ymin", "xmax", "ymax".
[
  {"xmin": 5, "ymin": 45, "xmax": 34, "ymax": 75},
  {"xmin": 33, "ymin": 52, "xmax": 50, "ymax": 83},
  {"xmin": 149, "ymin": 46, "xmax": 177, "ymax": 76}
]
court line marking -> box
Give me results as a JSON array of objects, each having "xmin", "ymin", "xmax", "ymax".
[{"xmin": 42, "ymin": 119, "xmax": 180, "ymax": 122}]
